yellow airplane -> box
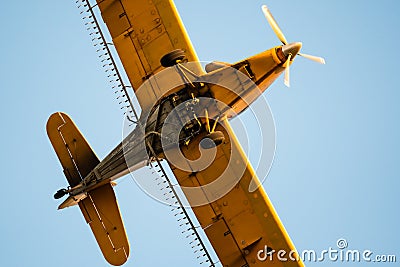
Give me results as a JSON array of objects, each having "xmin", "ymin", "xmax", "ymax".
[{"xmin": 47, "ymin": 0, "xmax": 324, "ymax": 266}]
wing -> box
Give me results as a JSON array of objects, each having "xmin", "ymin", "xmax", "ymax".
[
  {"xmin": 97, "ymin": 0, "xmax": 202, "ymax": 112},
  {"xmin": 167, "ymin": 119, "xmax": 304, "ymax": 267}
]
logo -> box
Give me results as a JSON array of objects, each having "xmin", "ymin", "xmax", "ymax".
[{"xmin": 257, "ymin": 238, "xmax": 397, "ymax": 263}]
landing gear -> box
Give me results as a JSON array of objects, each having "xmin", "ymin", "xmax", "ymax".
[
  {"xmin": 200, "ymin": 131, "xmax": 225, "ymax": 149},
  {"xmin": 160, "ymin": 49, "xmax": 186, "ymax": 67},
  {"xmin": 54, "ymin": 188, "xmax": 68, "ymax": 199},
  {"xmin": 199, "ymin": 109, "xmax": 225, "ymax": 149}
]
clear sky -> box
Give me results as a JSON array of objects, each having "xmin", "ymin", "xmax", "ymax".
[{"xmin": 0, "ymin": 0, "xmax": 399, "ymax": 266}]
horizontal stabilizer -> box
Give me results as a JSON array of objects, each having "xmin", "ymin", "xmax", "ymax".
[
  {"xmin": 46, "ymin": 112, "xmax": 100, "ymax": 187},
  {"xmin": 58, "ymin": 193, "xmax": 87, "ymax": 209},
  {"xmin": 79, "ymin": 183, "xmax": 130, "ymax": 266}
]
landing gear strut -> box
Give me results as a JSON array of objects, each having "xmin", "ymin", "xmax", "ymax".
[{"xmin": 199, "ymin": 110, "xmax": 225, "ymax": 149}]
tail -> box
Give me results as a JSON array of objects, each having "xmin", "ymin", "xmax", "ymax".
[{"xmin": 47, "ymin": 112, "xmax": 130, "ymax": 266}]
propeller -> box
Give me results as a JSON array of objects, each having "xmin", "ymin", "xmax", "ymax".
[{"xmin": 261, "ymin": 5, "xmax": 325, "ymax": 87}]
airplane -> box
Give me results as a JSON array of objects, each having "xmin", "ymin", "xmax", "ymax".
[{"xmin": 47, "ymin": 0, "xmax": 325, "ymax": 266}]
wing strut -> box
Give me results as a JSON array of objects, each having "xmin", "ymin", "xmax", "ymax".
[{"xmin": 146, "ymin": 140, "xmax": 216, "ymax": 266}]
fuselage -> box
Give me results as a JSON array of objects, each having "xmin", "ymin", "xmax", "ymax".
[{"xmin": 64, "ymin": 45, "xmax": 288, "ymax": 201}]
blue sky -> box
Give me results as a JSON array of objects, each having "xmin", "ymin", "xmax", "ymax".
[{"xmin": 0, "ymin": 0, "xmax": 399, "ymax": 266}]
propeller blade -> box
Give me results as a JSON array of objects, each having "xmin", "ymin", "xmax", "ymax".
[
  {"xmin": 261, "ymin": 5, "xmax": 288, "ymax": 45},
  {"xmin": 299, "ymin": 53, "xmax": 326, "ymax": 64},
  {"xmin": 284, "ymin": 54, "xmax": 292, "ymax": 87}
]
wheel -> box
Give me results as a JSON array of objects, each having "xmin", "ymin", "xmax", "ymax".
[
  {"xmin": 200, "ymin": 131, "xmax": 225, "ymax": 149},
  {"xmin": 160, "ymin": 49, "xmax": 186, "ymax": 67},
  {"xmin": 54, "ymin": 189, "xmax": 67, "ymax": 199}
]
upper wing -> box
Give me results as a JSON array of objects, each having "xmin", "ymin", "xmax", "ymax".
[
  {"xmin": 97, "ymin": 0, "xmax": 202, "ymax": 112},
  {"xmin": 168, "ymin": 119, "xmax": 304, "ymax": 267}
]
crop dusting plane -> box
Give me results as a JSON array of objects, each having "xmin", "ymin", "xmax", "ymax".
[{"xmin": 47, "ymin": 0, "xmax": 324, "ymax": 266}]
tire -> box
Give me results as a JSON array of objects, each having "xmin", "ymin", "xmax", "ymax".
[
  {"xmin": 160, "ymin": 49, "xmax": 186, "ymax": 67},
  {"xmin": 200, "ymin": 131, "xmax": 225, "ymax": 149},
  {"xmin": 54, "ymin": 189, "xmax": 67, "ymax": 199}
]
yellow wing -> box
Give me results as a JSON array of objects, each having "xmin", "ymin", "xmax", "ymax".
[
  {"xmin": 97, "ymin": 0, "xmax": 202, "ymax": 112},
  {"xmin": 168, "ymin": 119, "xmax": 304, "ymax": 267}
]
